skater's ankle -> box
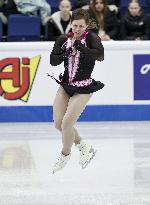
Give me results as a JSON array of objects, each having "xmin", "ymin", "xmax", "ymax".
[
  {"xmin": 74, "ymin": 139, "xmax": 82, "ymax": 145},
  {"xmin": 61, "ymin": 151, "xmax": 70, "ymax": 156}
]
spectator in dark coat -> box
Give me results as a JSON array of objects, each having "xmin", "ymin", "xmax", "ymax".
[
  {"xmin": 47, "ymin": 0, "xmax": 72, "ymax": 41},
  {"xmin": 0, "ymin": 0, "xmax": 18, "ymax": 25},
  {"xmin": 87, "ymin": 0, "xmax": 119, "ymax": 40},
  {"xmin": 0, "ymin": 0, "xmax": 18, "ymax": 35},
  {"xmin": 120, "ymin": 0, "xmax": 150, "ymax": 40}
]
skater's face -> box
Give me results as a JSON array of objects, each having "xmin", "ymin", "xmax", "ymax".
[{"xmin": 71, "ymin": 19, "xmax": 88, "ymax": 39}]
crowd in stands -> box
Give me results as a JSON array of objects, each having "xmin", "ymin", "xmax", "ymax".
[{"xmin": 0, "ymin": 0, "xmax": 150, "ymax": 41}]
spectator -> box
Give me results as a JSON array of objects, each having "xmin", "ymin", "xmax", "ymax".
[
  {"xmin": 0, "ymin": 0, "xmax": 18, "ymax": 25},
  {"xmin": 14, "ymin": 0, "xmax": 51, "ymax": 25},
  {"xmin": 47, "ymin": 0, "xmax": 72, "ymax": 41},
  {"xmin": 88, "ymin": 0, "xmax": 119, "ymax": 40},
  {"xmin": 120, "ymin": 0, "xmax": 150, "ymax": 40},
  {"xmin": 0, "ymin": 1, "xmax": 7, "ymax": 25},
  {"xmin": 0, "ymin": 0, "xmax": 18, "ymax": 36}
]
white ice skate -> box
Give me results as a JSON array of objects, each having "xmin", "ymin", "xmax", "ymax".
[
  {"xmin": 76, "ymin": 140, "xmax": 97, "ymax": 169},
  {"xmin": 52, "ymin": 153, "xmax": 71, "ymax": 174}
]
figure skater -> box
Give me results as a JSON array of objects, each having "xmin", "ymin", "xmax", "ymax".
[{"xmin": 49, "ymin": 8, "xmax": 104, "ymax": 174}]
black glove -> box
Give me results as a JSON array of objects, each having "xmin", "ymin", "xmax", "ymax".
[
  {"xmin": 73, "ymin": 40, "xmax": 88, "ymax": 53},
  {"xmin": 61, "ymin": 44, "xmax": 72, "ymax": 59}
]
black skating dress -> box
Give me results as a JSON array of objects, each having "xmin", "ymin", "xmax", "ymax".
[{"xmin": 49, "ymin": 30, "xmax": 105, "ymax": 97}]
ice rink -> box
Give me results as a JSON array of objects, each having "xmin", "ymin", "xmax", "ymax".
[{"xmin": 0, "ymin": 122, "xmax": 150, "ymax": 205}]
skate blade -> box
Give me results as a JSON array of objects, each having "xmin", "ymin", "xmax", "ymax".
[
  {"xmin": 81, "ymin": 149, "xmax": 97, "ymax": 169},
  {"xmin": 52, "ymin": 168, "xmax": 57, "ymax": 174},
  {"xmin": 52, "ymin": 165, "xmax": 66, "ymax": 174},
  {"xmin": 52, "ymin": 168, "xmax": 60, "ymax": 174}
]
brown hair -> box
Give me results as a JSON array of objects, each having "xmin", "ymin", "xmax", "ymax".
[
  {"xmin": 71, "ymin": 8, "xmax": 89, "ymax": 24},
  {"xmin": 90, "ymin": 0, "xmax": 108, "ymax": 29}
]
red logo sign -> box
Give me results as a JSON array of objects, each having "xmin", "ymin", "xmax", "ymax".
[{"xmin": 0, "ymin": 56, "xmax": 41, "ymax": 101}]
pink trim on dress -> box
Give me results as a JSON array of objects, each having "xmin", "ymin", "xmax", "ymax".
[
  {"xmin": 70, "ymin": 78, "xmax": 92, "ymax": 87},
  {"xmin": 48, "ymin": 31, "xmax": 91, "ymax": 88},
  {"xmin": 66, "ymin": 31, "xmax": 89, "ymax": 85}
]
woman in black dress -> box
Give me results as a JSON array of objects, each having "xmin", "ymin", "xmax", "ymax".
[{"xmin": 50, "ymin": 8, "xmax": 104, "ymax": 174}]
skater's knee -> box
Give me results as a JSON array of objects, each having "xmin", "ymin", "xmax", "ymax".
[
  {"xmin": 61, "ymin": 120, "xmax": 72, "ymax": 132},
  {"xmin": 54, "ymin": 120, "xmax": 62, "ymax": 131}
]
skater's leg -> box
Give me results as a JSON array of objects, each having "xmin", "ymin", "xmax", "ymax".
[
  {"xmin": 73, "ymin": 127, "xmax": 82, "ymax": 145},
  {"xmin": 61, "ymin": 93, "xmax": 93, "ymax": 155},
  {"xmin": 53, "ymin": 86, "xmax": 82, "ymax": 145},
  {"xmin": 53, "ymin": 86, "xmax": 69, "ymax": 131}
]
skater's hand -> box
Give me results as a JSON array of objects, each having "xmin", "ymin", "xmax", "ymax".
[
  {"xmin": 73, "ymin": 40, "xmax": 88, "ymax": 53},
  {"xmin": 61, "ymin": 45, "xmax": 72, "ymax": 59}
]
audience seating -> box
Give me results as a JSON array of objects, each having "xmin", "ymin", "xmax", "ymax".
[{"xmin": 7, "ymin": 15, "xmax": 41, "ymax": 42}]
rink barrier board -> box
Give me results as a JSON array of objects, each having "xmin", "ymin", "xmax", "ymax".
[
  {"xmin": 0, "ymin": 41, "xmax": 150, "ymax": 122},
  {"xmin": 0, "ymin": 105, "xmax": 150, "ymax": 122}
]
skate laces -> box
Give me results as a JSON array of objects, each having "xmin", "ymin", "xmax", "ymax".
[
  {"xmin": 79, "ymin": 144, "xmax": 88, "ymax": 157},
  {"xmin": 55, "ymin": 154, "xmax": 67, "ymax": 165}
]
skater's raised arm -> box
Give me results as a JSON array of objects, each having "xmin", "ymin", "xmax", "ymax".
[
  {"xmin": 88, "ymin": 32, "xmax": 104, "ymax": 61},
  {"xmin": 74, "ymin": 32, "xmax": 104, "ymax": 62},
  {"xmin": 50, "ymin": 35, "xmax": 66, "ymax": 66}
]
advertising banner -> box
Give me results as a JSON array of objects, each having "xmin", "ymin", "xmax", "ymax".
[{"xmin": 0, "ymin": 41, "xmax": 150, "ymax": 121}]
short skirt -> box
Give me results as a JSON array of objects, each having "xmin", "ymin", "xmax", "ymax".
[
  {"xmin": 47, "ymin": 73, "xmax": 105, "ymax": 97},
  {"xmin": 60, "ymin": 79, "xmax": 105, "ymax": 97}
]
